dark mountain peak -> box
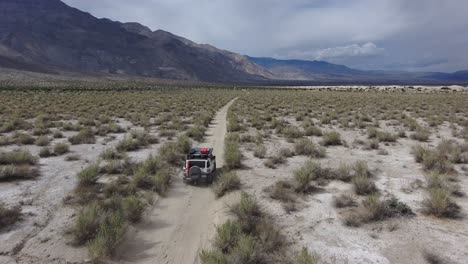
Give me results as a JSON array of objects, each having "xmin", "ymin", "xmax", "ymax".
[
  {"xmin": 0, "ymin": 0, "xmax": 269, "ymax": 82},
  {"xmin": 121, "ymin": 22, "xmax": 153, "ymax": 37}
]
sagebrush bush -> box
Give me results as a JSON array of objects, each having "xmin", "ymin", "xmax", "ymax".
[
  {"xmin": 423, "ymin": 187, "xmax": 460, "ymax": 218},
  {"xmin": 39, "ymin": 147, "xmax": 53, "ymax": 158},
  {"xmin": 0, "ymin": 150, "xmax": 38, "ymax": 165},
  {"xmin": 214, "ymin": 171, "xmax": 241, "ymax": 198},
  {"xmin": 333, "ymin": 194, "xmax": 356, "ymax": 208},
  {"xmin": 294, "ymin": 138, "xmax": 326, "ymax": 158},
  {"xmin": 123, "ymin": 196, "xmax": 146, "ymax": 223},
  {"xmin": 54, "ymin": 142, "xmax": 70, "ymax": 155},
  {"xmin": 0, "ymin": 203, "xmax": 21, "ymax": 228},
  {"xmin": 296, "ymin": 247, "xmax": 319, "ymax": 264},
  {"xmin": 225, "ymin": 133, "xmax": 242, "ymax": 170},
  {"xmin": 35, "ymin": 136, "xmax": 50, "ymax": 146},
  {"xmin": 264, "ymin": 155, "xmax": 285, "ymax": 169},
  {"xmin": 410, "ymin": 127, "xmax": 431, "ymax": 142},
  {"xmin": 77, "ymin": 164, "xmax": 100, "ymax": 186},
  {"xmin": 100, "ymin": 148, "xmax": 125, "ymax": 160},
  {"xmin": 73, "ymin": 203, "xmax": 100, "ymax": 244},
  {"xmin": 253, "ymin": 144, "xmax": 267, "ymax": 158},
  {"xmin": 176, "ymin": 135, "xmax": 192, "ymax": 154},
  {"xmin": 321, "ymin": 131, "xmax": 342, "ymax": 146},
  {"xmin": 230, "ymin": 192, "xmax": 262, "ymax": 233},
  {"xmin": 214, "ymin": 220, "xmax": 242, "ymax": 253},
  {"xmin": 89, "ymin": 212, "xmax": 127, "ymax": 260},
  {"xmin": 116, "ymin": 136, "xmax": 142, "ymax": 152},
  {"xmin": 159, "ymin": 142, "xmax": 182, "ymax": 165},
  {"xmin": 68, "ymin": 128, "xmax": 96, "ymax": 145},
  {"xmin": 0, "ymin": 165, "xmax": 39, "ymax": 181},
  {"xmin": 352, "ymin": 175, "xmax": 377, "ymax": 195},
  {"xmin": 186, "ymin": 125, "xmax": 206, "ymax": 141}
]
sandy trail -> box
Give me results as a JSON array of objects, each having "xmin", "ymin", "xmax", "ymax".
[{"xmin": 114, "ymin": 98, "xmax": 236, "ymax": 264}]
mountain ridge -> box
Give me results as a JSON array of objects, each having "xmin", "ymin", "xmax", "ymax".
[{"xmin": 0, "ymin": 0, "xmax": 467, "ymax": 84}]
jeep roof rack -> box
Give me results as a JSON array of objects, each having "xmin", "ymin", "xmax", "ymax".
[{"xmin": 187, "ymin": 147, "xmax": 213, "ymax": 159}]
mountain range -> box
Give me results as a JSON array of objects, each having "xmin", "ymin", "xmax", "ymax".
[{"xmin": 0, "ymin": 0, "xmax": 467, "ymax": 85}]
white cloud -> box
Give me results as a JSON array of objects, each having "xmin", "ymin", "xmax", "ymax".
[{"xmin": 314, "ymin": 43, "xmax": 384, "ymax": 60}]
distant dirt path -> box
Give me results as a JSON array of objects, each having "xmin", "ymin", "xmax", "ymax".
[{"xmin": 114, "ymin": 98, "xmax": 236, "ymax": 264}]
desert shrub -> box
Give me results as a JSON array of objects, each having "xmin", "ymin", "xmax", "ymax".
[
  {"xmin": 279, "ymin": 147, "xmax": 294, "ymax": 157},
  {"xmin": 0, "ymin": 150, "xmax": 38, "ymax": 165},
  {"xmin": 0, "ymin": 119, "xmax": 30, "ymax": 133},
  {"xmin": 14, "ymin": 133, "xmax": 35, "ymax": 145},
  {"xmin": 294, "ymin": 138, "xmax": 326, "ymax": 158},
  {"xmin": 159, "ymin": 142, "xmax": 182, "ymax": 165},
  {"xmin": 77, "ymin": 164, "xmax": 100, "ymax": 186},
  {"xmin": 229, "ymin": 235, "xmax": 262, "ymax": 264},
  {"xmin": 296, "ymin": 247, "xmax": 319, "ymax": 264},
  {"xmin": 352, "ymin": 175, "xmax": 377, "ymax": 195},
  {"xmin": 122, "ymin": 196, "xmax": 146, "ymax": 223},
  {"xmin": 35, "ymin": 136, "xmax": 50, "ymax": 146},
  {"xmin": 116, "ymin": 136, "xmax": 140, "ymax": 152},
  {"xmin": 436, "ymin": 140, "xmax": 468, "ymax": 164},
  {"xmin": 422, "ymin": 151, "xmax": 455, "ymax": 174},
  {"xmin": 0, "ymin": 203, "xmax": 21, "ymax": 229},
  {"xmin": 214, "ymin": 171, "xmax": 241, "ymax": 198},
  {"xmin": 65, "ymin": 154, "xmax": 81, "ymax": 161},
  {"xmin": 413, "ymin": 143, "xmax": 459, "ymax": 174},
  {"xmin": 423, "ymin": 187, "xmax": 460, "ymax": 218},
  {"xmin": 321, "ymin": 131, "xmax": 342, "ymax": 146},
  {"xmin": 294, "ymin": 162, "xmax": 317, "ymax": 193},
  {"xmin": 176, "ymin": 135, "xmax": 192, "ymax": 154},
  {"xmin": 282, "ymin": 126, "xmax": 304, "ymax": 139},
  {"xmin": 199, "ymin": 249, "xmax": 230, "ymax": 264},
  {"xmin": 253, "ymin": 144, "xmax": 267, "ymax": 158},
  {"xmin": 0, "ymin": 165, "xmax": 39, "ymax": 181},
  {"xmin": 365, "ymin": 139, "xmax": 380, "ymax": 150},
  {"xmin": 186, "ymin": 125, "xmax": 206, "ymax": 141},
  {"xmin": 230, "ymin": 192, "xmax": 262, "ymax": 233},
  {"xmin": 335, "ymin": 163, "xmax": 353, "ymax": 182},
  {"xmin": 39, "ymin": 147, "xmax": 53, "ymax": 158},
  {"xmin": 368, "ymin": 128, "xmax": 397, "ymax": 142},
  {"xmin": 333, "ymin": 194, "xmax": 356, "ymax": 208},
  {"xmin": 97, "ymin": 122, "xmax": 125, "ymax": 136},
  {"xmin": 354, "ymin": 161, "xmax": 372, "ymax": 178},
  {"xmin": 100, "ymin": 148, "xmax": 125, "ymax": 160},
  {"xmin": 214, "ymin": 220, "xmax": 242, "ymax": 253},
  {"xmin": 153, "ymin": 168, "xmax": 172, "ymax": 196},
  {"xmin": 304, "ymin": 126, "xmax": 322, "ymax": 137},
  {"xmin": 68, "ymin": 128, "xmax": 96, "ymax": 145},
  {"xmin": 225, "ymin": 133, "xmax": 242, "ymax": 170},
  {"xmin": 73, "ymin": 203, "xmax": 100, "ymax": 244},
  {"xmin": 267, "ymin": 180, "xmax": 297, "ymax": 212},
  {"xmin": 410, "ymin": 127, "xmax": 431, "ymax": 142},
  {"xmin": 363, "ymin": 195, "xmax": 414, "ymax": 221},
  {"xmin": 412, "ymin": 145, "xmax": 430, "ymax": 163},
  {"xmin": 100, "ymin": 160, "xmax": 126, "ymax": 175},
  {"xmin": 133, "ymin": 167, "xmax": 155, "ymax": 189},
  {"xmin": 264, "ymin": 155, "xmax": 286, "ymax": 169},
  {"xmin": 0, "ymin": 136, "xmax": 13, "ymax": 146},
  {"xmin": 207, "ymin": 190, "xmax": 288, "ymax": 262},
  {"xmin": 228, "ymin": 113, "xmax": 242, "ymax": 132},
  {"xmin": 54, "ymin": 142, "xmax": 70, "ymax": 155},
  {"xmin": 344, "ymin": 196, "xmax": 413, "ymax": 226},
  {"xmin": 89, "ymin": 212, "xmax": 127, "ymax": 260},
  {"xmin": 53, "ymin": 130, "xmax": 64, "ymax": 138},
  {"xmin": 130, "ymin": 129, "xmax": 158, "ymax": 145}
]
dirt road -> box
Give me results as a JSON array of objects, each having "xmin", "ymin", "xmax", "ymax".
[{"xmin": 114, "ymin": 99, "xmax": 236, "ymax": 264}]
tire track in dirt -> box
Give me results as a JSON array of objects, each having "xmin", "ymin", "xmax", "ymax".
[{"xmin": 114, "ymin": 98, "xmax": 237, "ymax": 264}]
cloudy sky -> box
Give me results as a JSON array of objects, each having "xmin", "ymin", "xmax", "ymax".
[{"xmin": 62, "ymin": 0, "xmax": 468, "ymax": 72}]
